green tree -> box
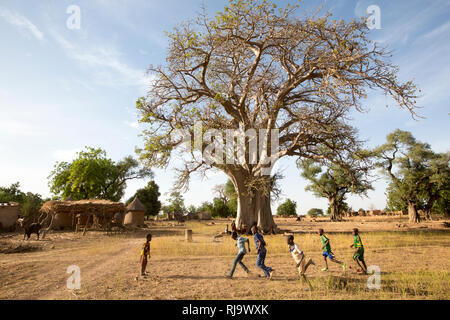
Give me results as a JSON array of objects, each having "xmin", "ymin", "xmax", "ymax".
[
  {"xmin": 48, "ymin": 147, "xmax": 152, "ymax": 201},
  {"xmin": 126, "ymin": 181, "xmax": 161, "ymax": 216},
  {"xmin": 277, "ymin": 198, "xmax": 297, "ymax": 216},
  {"xmin": 385, "ymin": 181, "xmax": 408, "ymax": 212},
  {"xmin": 211, "ymin": 198, "xmax": 232, "ymax": 218},
  {"xmin": 163, "ymin": 191, "xmax": 186, "ymax": 214},
  {"xmin": 432, "ymin": 189, "xmax": 450, "ymax": 216},
  {"xmin": 187, "ymin": 205, "xmax": 198, "ymax": 215},
  {"xmin": 197, "ymin": 201, "xmax": 214, "ymax": 214},
  {"xmin": 374, "ymin": 130, "xmax": 449, "ymax": 222},
  {"xmin": 307, "ymin": 208, "xmax": 324, "ymax": 217},
  {"xmin": 420, "ymin": 153, "xmax": 450, "ymax": 219},
  {"xmin": 0, "ymin": 182, "xmax": 45, "ymax": 219},
  {"xmin": 136, "ymin": 0, "xmax": 419, "ymax": 232},
  {"xmin": 0, "ymin": 182, "xmax": 22, "ymax": 203},
  {"xmin": 224, "ymin": 179, "xmax": 238, "ymax": 217},
  {"xmin": 298, "ymin": 152, "xmax": 373, "ymax": 221},
  {"xmin": 227, "ymin": 198, "xmax": 238, "ymax": 218},
  {"xmin": 212, "ymin": 180, "xmax": 239, "ymax": 217},
  {"xmin": 326, "ymin": 201, "xmax": 349, "ymax": 217}
]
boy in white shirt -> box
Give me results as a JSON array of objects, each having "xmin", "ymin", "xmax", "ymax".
[{"xmin": 287, "ymin": 235, "xmax": 315, "ymax": 278}]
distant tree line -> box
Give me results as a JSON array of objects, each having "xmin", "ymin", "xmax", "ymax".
[
  {"xmin": 170, "ymin": 180, "xmax": 239, "ymax": 218},
  {"xmin": 293, "ymin": 129, "xmax": 449, "ymax": 222},
  {"xmin": 0, "ymin": 182, "xmax": 47, "ymax": 219},
  {"xmin": 3, "ymin": 129, "xmax": 447, "ymax": 225}
]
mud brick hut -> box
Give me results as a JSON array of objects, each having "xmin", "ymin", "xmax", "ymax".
[
  {"xmin": 39, "ymin": 199, "xmax": 126, "ymax": 232},
  {"xmin": 124, "ymin": 197, "xmax": 146, "ymax": 227},
  {"xmin": 167, "ymin": 212, "xmax": 185, "ymax": 222},
  {"xmin": 0, "ymin": 202, "xmax": 20, "ymax": 232},
  {"xmin": 197, "ymin": 212, "xmax": 212, "ymax": 220}
]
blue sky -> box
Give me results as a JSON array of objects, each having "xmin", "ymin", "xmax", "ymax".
[{"xmin": 0, "ymin": 0, "xmax": 449, "ymax": 213}]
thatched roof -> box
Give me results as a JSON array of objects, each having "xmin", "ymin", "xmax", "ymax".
[
  {"xmin": 40, "ymin": 199, "xmax": 126, "ymax": 216},
  {"xmin": 126, "ymin": 197, "xmax": 146, "ymax": 212}
]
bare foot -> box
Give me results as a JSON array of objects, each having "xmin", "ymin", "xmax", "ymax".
[{"xmin": 269, "ymin": 270, "xmax": 275, "ymax": 280}]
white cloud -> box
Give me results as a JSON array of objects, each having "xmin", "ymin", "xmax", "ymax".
[
  {"xmin": 0, "ymin": 7, "xmax": 44, "ymax": 41},
  {"xmin": 365, "ymin": 1, "xmax": 446, "ymax": 45},
  {"xmin": 418, "ymin": 21, "xmax": 450, "ymax": 41},
  {"xmin": 49, "ymin": 29, "xmax": 74, "ymax": 50},
  {"xmin": 50, "ymin": 30, "xmax": 150, "ymax": 89}
]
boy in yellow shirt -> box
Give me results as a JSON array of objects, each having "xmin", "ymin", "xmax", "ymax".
[
  {"xmin": 140, "ymin": 233, "xmax": 152, "ymax": 277},
  {"xmin": 350, "ymin": 228, "xmax": 367, "ymax": 274}
]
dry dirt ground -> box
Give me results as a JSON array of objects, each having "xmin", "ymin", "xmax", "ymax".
[{"xmin": 0, "ymin": 216, "xmax": 449, "ymax": 300}]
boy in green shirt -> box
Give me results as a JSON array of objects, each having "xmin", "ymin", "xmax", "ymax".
[
  {"xmin": 350, "ymin": 228, "xmax": 367, "ymax": 274},
  {"xmin": 318, "ymin": 229, "xmax": 346, "ymax": 272}
]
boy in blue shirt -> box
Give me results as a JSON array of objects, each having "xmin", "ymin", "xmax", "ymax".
[
  {"xmin": 227, "ymin": 231, "xmax": 251, "ymax": 278},
  {"xmin": 251, "ymin": 225, "xmax": 274, "ymax": 280}
]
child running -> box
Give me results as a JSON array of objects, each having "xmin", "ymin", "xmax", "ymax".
[
  {"xmin": 287, "ymin": 235, "xmax": 315, "ymax": 278},
  {"xmin": 227, "ymin": 231, "xmax": 251, "ymax": 278},
  {"xmin": 318, "ymin": 229, "xmax": 346, "ymax": 272},
  {"xmin": 350, "ymin": 228, "xmax": 367, "ymax": 274},
  {"xmin": 140, "ymin": 233, "xmax": 152, "ymax": 277},
  {"xmin": 251, "ymin": 225, "xmax": 274, "ymax": 280}
]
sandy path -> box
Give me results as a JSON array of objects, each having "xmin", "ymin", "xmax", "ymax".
[
  {"xmin": 39, "ymin": 239, "xmax": 141, "ymax": 300},
  {"xmin": 0, "ymin": 237, "xmax": 142, "ymax": 300}
]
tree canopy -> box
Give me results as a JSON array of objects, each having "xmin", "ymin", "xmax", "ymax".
[
  {"xmin": 298, "ymin": 150, "xmax": 373, "ymax": 221},
  {"xmin": 276, "ymin": 198, "xmax": 297, "ymax": 216},
  {"xmin": 0, "ymin": 182, "xmax": 46, "ymax": 219},
  {"xmin": 375, "ymin": 129, "xmax": 449, "ymax": 222},
  {"xmin": 48, "ymin": 147, "xmax": 152, "ymax": 202},
  {"xmin": 126, "ymin": 181, "xmax": 162, "ymax": 216},
  {"xmin": 162, "ymin": 191, "xmax": 186, "ymax": 214},
  {"xmin": 136, "ymin": 0, "xmax": 419, "ymax": 232},
  {"xmin": 307, "ymin": 208, "xmax": 324, "ymax": 217}
]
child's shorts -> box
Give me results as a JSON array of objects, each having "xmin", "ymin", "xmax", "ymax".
[
  {"xmin": 322, "ymin": 251, "xmax": 335, "ymax": 259},
  {"xmin": 353, "ymin": 247, "xmax": 364, "ymax": 261}
]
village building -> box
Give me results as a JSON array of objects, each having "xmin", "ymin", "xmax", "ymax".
[
  {"xmin": 0, "ymin": 202, "xmax": 20, "ymax": 232},
  {"xmin": 124, "ymin": 197, "xmax": 146, "ymax": 227},
  {"xmin": 39, "ymin": 199, "xmax": 126, "ymax": 232},
  {"xmin": 197, "ymin": 212, "xmax": 212, "ymax": 220}
]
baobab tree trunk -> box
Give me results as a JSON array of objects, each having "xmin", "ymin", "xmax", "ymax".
[
  {"xmin": 408, "ymin": 202, "xmax": 420, "ymax": 223},
  {"xmin": 328, "ymin": 197, "xmax": 340, "ymax": 221},
  {"xmin": 230, "ymin": 171, "xmax": 277, "ymax": 234}
]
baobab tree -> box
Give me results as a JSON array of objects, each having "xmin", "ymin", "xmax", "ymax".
[{"xmin": 136, "ymin": 0, "xmax": 419, "ymax": 233}]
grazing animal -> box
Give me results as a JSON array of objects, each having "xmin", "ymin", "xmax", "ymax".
[{"xmin": 24, "ymin": 223, "xmax": 42, "ymax": 240}]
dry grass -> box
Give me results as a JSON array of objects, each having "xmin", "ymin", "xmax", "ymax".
[{"xmin": 0, "ymin": 217, "xmax": 449, "ymax": 300}]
